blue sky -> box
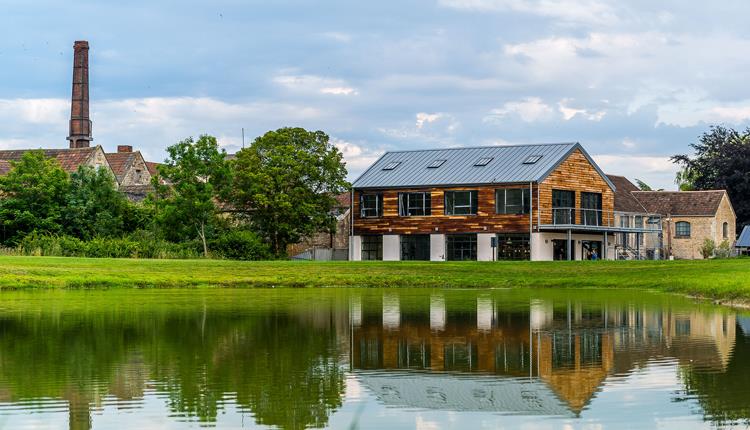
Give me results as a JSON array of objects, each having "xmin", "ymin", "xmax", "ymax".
[{"xmin": 3, "ymin": 0, "xmax": 750, "ymax": 189}]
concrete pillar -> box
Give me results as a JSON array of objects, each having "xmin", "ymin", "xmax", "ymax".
[
  {"xmin": 430, "ymin": 294, "xmax": 445, "ymax": 331},
  {"xmin": 567, "ymin": 230, "xmax": 572, "ymax": 261},
  {"xmin": 477, "ymin": 233, "xmax": 495, "ymax": 261},
  {"xmin": 349, "ymin": 235, "xmax": 362, "ymax": 261},
  {"xmin": 477, "ymin": 296, "xmax": 493, "ymax": 331},
  {"xmin": 382, "ymin": 293, "xmax": 400, "ymax": 329},
  {"xmin": 430, "ymin": 234, "xmax": 446, "ymax": 261},
  {"xmin": 382, "ymin": 235, "xmax": 400, "ymax": 261}
]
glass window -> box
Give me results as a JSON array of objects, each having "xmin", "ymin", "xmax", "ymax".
[
  {"xmin": 445, "ymin": 191, "xmax": 478, "ymax": 215},
  {"xmin": 496, "ymin": 233, "xmax": 530, "ymax": 260},
  {"xmin": 474, "ymin": 157, "xmax": 493, "ymax": 166},
  {"xmin": 427, "ymin": 159, "xmax": 446, "ymax": 168},
  {"xmin": 361, "ymin": 235, "xmax": 382, "ymax": 260},
  {"xmin": 444, "ymin": 343, "xmax": 478, "ymax": 372},
  {"xmin": 675, "ymin": 221, "xmax": 691, "ymax": 238},
  {"xmin": 581, "ymin": 192, "xmax": 602, "ymax": 226},
  {"xmin": 523, "ymin": 155, "xmax": 543, "ymax": 164},
  {"xmin": 619, "ymin": 215, "xmax": 630, "ymax": 246},
  {"xmin": 552, "ymin": 190, "xmax": 575, "ymax": 224},
  {"xmin": 723, "ymin": 222, "xmax": 729, "ymax": 239},
  {"xmin": 400, "ymin": 235, "xmax": 430, "ymax": 261},
  {"xmin": 360, "ymin": 194, "xmax": 382, "ymax": 218},
  {"xmin": 398, "ymin": 192, "xmax": 431, "ymax": 216},
  {"xmin": 382, "ymin": 161, "xmax": 401, "ymax": 170},
  {"xmin": 496, "ymin": 189, "xmax": 530, "ymax": 215},
  {"xmin": 446, "ymin": 234, "xmax": 477, "ymax": 261}
]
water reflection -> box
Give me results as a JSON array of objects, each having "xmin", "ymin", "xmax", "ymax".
[{"xmin": 0, "ymin": 289, "xmax": 745, "ymax": 429}]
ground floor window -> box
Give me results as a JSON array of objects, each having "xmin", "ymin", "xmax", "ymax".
[
  {"xmin": 400, "ymin": 234, "xmax": 430, "ymax": 261},
  {"xmin": 582, "ymin": 240, "xmax": 602, "ymax": 260},
  {"xmin": 552, "ymin": 239, "xmax": 575, "ymax": 260},
  {"xmin": 496, "ymin": 233, "xmax": 530, "ymax": 260},
  {"xmin": 446, "ymin": 234, "xmax": 477, "ymax": 261},
  {"xmin": 361, "ymin": 235, "xmax": 382, "ymax": 260}
]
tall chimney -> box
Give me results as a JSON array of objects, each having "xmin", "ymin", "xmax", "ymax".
[{"xmin": 67, "ymin": 41, "xmax": 92, "ymax": 149}]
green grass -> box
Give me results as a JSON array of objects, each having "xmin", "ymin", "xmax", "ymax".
[{"xmin": 0, "ymin": 255, "xmax": 748, "ymax": 302}]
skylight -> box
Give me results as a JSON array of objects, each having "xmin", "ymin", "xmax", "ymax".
[
  {"xmin": 428, "ymin": 159, "xmax": 446, "ymax": 168},
  {"xmin": 382, "ymin": 161, "xmax": 402, "ymax": 171},
  {"xmin": 474, "ymin": 157, "xmax": 493, "ymax": 167},
  {"xmin": 523, "ymin": 155, "xmax": 543, "ymax": 164}
]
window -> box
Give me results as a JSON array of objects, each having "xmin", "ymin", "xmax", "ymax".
[
  {"xmin": 428, "ymin": 159, "xmax": 446, "ymax": 168},
  {"xmin": 675, "ymin": 221, "xmax": 691, "ymax": 238},
  {"xmin": 400, "ymin": 235, "xmax": 430, "ymax": 261},
  {"xmin": 360, "ymin": 194, "xmax": 382, "ymax": 218},
  {"xmin": 723, "ymin": 222, "xmax": 729, "ymax": 239},
  {"xmin": 552, "ymin": 190, "xmax": 575, "ymax": 224},
  {"xmin": 398, "ymin": 192, "xmax": 431, "ymax": 216},
  {"xmin": 474, "ymin": 157, "xmax": 493, "ymax": 166},
  {"xmin": 445, "ymin": 191, "xmax": 478, "ymax": 215},
  {"xmin": 581, "ymin": 192, "xmax": 602, "ymax": 226},
  {"xmin": 382, "ymin": 161, "xmax": 401, "ymax": 170},
  {"xmin": 635, "ymin": 216, "xmax": 644, "ymax": 246},
  {"xmin": 496, "ymin": 189, "xmax": 530, "ymax": 215},
  {"xmin": 446, "ymin": 234, "xmax": 477, "ymax": 261},
  {"xmin": 361, "ymin": 236, "xmax": 383, "ymax": 260},
  {"xmin": 496, "ymin": 233, "xmax": 530, "ymax": 260},
  {"xmin": 523, "ymin": 155, "xmax": 543, "ymax": 164},
  {"xmin": 619, "ymin": 215, "xmax": 630, "ymax": 246}
]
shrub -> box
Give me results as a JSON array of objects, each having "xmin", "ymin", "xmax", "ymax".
[
  {"xmin": 17, "ymin": 233, "xmax": 201, "ymax": 259},
  {"xmin": 716, "ymin": 239, "xmax": 733, "ymax": 258},
  {"xmin": 210, "ymin": 229, "xmax": 272, "ymax": 260},
  {"xmin": 700, "ymin": 238, "xmax": 716, "ymax": 259}
]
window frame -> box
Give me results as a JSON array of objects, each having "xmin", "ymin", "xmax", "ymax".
[
  {"xmin": 580, "ymin": 192, "xmax": 603, "ymax": 226},
  {"xmin": 552, "ymin": 189, "xmax": 575, "ymax": 224},
  {"xmin": 446, "ymin": 234, "xmax": 478, "ymax": 261},
  {"xmin": 361, "ymin": 235, "xmax": 383, "ymax": 260},
  {"xmin": 398, "ymin": 192, "xmax": 432, "ymax": 217},
  {"xmin": 400, "ymin": 234, "xmax": 431, "ymax": 261},
  {"xmin": 675, "ymin": 221, "xmax": 691, "ymax": 238},
  {"xmin": 723, "ymin": 222, "xmax": 729, "ymax": 239},
  {"xmin": 496, "ymin": 188, "xmax": 530, "ymax": 215},
  {"xmin": 444, "ymin": 190, "xmax": 478, "ymax": 216},
  {"xmin": 360, "ymin": 193, "xmax": 383, "ymax": 218}
]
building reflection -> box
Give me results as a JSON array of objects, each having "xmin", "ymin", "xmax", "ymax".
[{"xmin": 351, "ymin": 292, "xmax": 736, "ymax": 415}]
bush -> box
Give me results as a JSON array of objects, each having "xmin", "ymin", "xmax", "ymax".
[
  {"xmin": 17, "ymin": 232, "xmax": 200, "ymax": 259},
  {"xmin": 210, "ymin": 229, "xmax": 272, "ymax": 260},
  {"xmin": 700, "ymin": 238, "xmax": 716, "ymax": 259},
  {"xmin": 716, "ymin": 239, "xmax": 733, "ymax": 258}
]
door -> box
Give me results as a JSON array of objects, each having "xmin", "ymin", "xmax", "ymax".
[
  {"xmin": 552, "ymin": 239, "xmax": 575, "ymax": 260},
  {"xmin": 582, "ymin": 241, "xmax": 602, "ymax": 260}
]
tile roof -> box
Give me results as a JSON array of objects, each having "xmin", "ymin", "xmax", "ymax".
[
  {"xmin": 632, "ymin": 190, "xmax": 726, "ymax": 216},
  {"xmin": 0, "ymin": 160, "xmax": 11, "ymax": 175},
  {"xmin": 607, "ymin": 175, "xmax": 647, "ymax": 213},
  {"xmin": 737, "ymin": 226, "xmax": 750, "ymax": 248},
  {"xmin": 145, "ymin": 161, "xmax": 161, "ymax": 176},
  {"xmin": 104, "ymin": 152, "xmax": 136, "ymax": 183},
  {"xmin": 352, "ymin": 143, "xmax": 615, "ymax": 190},
  {"xmin": 119, "ymin": 184, "xmax": 154, "ymax": 202},
  {"xmin": 0, "ymin": 147, "xmax": 97, "ymax": 173},
  {"xmin": 335, "ymin": 192, "xmax": 351, "ymax": 207}
]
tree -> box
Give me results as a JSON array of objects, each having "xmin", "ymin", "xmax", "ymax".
[
  {"xmin": 64, "ymin": 166, "xmax": 130, "ymax": 240},
  {"xmin": 635, "ymin": 179, "xmax": 653, "ymax": 191},
  {"xmin": 153, "ymin": 135, "xmax": 231, "ymax": 256},
  {"xmin": 0, "ymin": 151, "xmax": 69, "ymax": 245},
  {"xmin": 231, "ymin": 128, "xmax": 349, "ymax": 256},
  {"xmin": 672, "ymin": 125, "xmax": 750, "ymax": 228}
]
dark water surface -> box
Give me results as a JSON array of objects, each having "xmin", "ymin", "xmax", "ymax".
[{"xmin": 0, "ymin": 288, "xmax": 748, "ymax": 429}]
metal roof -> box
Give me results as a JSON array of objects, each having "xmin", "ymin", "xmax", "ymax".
[
  {"xmin": 352, "ymin": 142, "xmax": 615, "ymax": 190},
  {"xmin": 737, "ymin": 226, "xmax": 750, "ymax": 248}
]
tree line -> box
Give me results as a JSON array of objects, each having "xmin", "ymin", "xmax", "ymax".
[{"xmin": 0, "ymin": 127, "xmax": 349, "ymax": 259}]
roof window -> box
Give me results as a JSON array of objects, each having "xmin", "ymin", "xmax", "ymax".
[
  {"xmin": 428, "ymin": 159, "xmax": 446, "ymax": 168},
  {"xmin": 382, "ymin": 161, "xmax": 402, "ymax": 171},
  {"xmin": 523, "ymin": 155, "xmax": 543, "ymax": 164},
  {"xmin": 474, "ymin": 157, "xmax": 493, "ymax": 167}
]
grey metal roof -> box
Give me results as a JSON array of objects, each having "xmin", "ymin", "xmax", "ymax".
[
  {"xmin": 352, "ymin": 142, "xmax": 615, "ymax": 190},
  {"xmin": 737, "ymin": 226, "xmax": 750, "ymax": 247}
]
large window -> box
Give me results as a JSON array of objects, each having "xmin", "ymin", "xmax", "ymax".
[
  {"xmin": 580, "ymin": 192, "xmax": 602, "ymax": 226},
  {"xmin": 400, "ymin": 235, "xmax": 430, "ymax": 261},
  {"xmin": 446, "ymin": 234, "xmax": 477, "ymax": 261},
  {"xmin": 552, "ymin": 189, "xmax": 575, "ymax": 224},
  {"xmin": 496, "ymin": 189, "xmax": 530, "ymax": 215},
  {"xmin": 496, "ymin": 233, "xmax": 530, "ymax": 260},
  {"xmin": 360, "ymin": 194, "xmax": 382, "ymax": 218},
  {"xmin": 398, "ymin": 192, "xmax": 431, "ymax": 216},
  {"xmin": 361, "ymin": 235, "xmax": 383, "ymax": 260},
  {"xmin": 445, "ymin": 191, "xmax": 478, "ymax": 215},
  {"xmin": 675, "ymin": 221, "xmax": 691, "ymax": 238}
]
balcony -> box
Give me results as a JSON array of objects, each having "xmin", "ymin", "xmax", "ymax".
[{"xmin": 537, "ymin": 207, "xmax": 662, "ymax": 233}]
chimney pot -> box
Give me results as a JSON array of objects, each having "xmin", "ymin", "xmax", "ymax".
[{"xmin": 118, "ymin": 145, "xmax": 133, "ymax": 153}]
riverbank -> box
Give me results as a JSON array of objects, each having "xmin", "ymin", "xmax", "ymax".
[{"xmin": 0, "ymin": 256, "xmax": 748, "ymax": 302}]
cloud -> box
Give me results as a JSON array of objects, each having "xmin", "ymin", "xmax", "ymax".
[
  {"xmin": 484, "ymin": 98, "xmax": 554, "ymax": 123},
  {"xmin": 273, "ymin": 74, "xmax": 358, "ymax": 96},
  {"xmin": 437, "ymin": 0, "xmax": 620, "ymax": 25},
  {"xmin": 332, "ymin": 138, "xmax": 384, "ymax": 179},
  {"xmin": 656, "ymin": 99, "xmax": 750, "ymax": 127},
  {"xmin": 558, "ymin": 99, "xmax": 606, "ymax": 121},
  {"xmin": 594, "ymin": 154, "xmax": 679, "ymax": 190}
]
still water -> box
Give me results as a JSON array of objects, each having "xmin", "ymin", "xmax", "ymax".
[{"xmin": 0, "ymin": 288, "xmax": 747, "ymax": 430}]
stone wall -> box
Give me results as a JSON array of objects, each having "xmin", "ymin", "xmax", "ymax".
[{"xmin": 667, "ymin": 194, "xmax": 736, "ymax": 260}]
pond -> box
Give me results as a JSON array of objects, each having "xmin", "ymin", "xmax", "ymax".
[{"xmin": 0, "ymin": 288, "xmax": 747, "ymax": 429}]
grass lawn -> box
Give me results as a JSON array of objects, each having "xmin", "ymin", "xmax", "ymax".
[{"xmin": 0, "ymin": 255, "xmax": 748, "ymax": 302}]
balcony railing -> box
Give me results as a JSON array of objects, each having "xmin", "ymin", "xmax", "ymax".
[{"xmin": 537, "ymin": 207, "xmax": 662, "ymax": 231}]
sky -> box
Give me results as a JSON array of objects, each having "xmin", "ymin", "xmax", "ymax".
[{"xmin": 3, "ymin": 1, "xmax": 750, "ymax": 189}]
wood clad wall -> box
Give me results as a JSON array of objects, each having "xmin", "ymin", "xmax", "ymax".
[
  {"xmin": 537, "ymin": 149, "xmax": 615, "ymax": 225},
  {"xmin": 353, "ymin": 148, "xmax": 615, "ymax": 235}
]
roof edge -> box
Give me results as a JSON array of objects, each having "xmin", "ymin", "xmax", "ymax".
[{"xmin": 537, "ymin": 143, "xmax": 617, "ymax": 192}]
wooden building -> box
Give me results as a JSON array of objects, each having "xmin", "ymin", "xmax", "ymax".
[{"xmin": 350, "ymin": 143, "xmax": 660, "ymax": 261}]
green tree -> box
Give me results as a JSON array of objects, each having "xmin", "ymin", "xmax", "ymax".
[
  {"xmin": 635, "ymin": 179, "xmax": 653, "ymax": 191},
  {"xmin": 153, "ymin": 135, "xmax": 231, "ymax": 256},
  {"xmin": 672, "ymin": 126, "xmax": 750, "ymax": 227},
  {"xmin": 64, "ymin": 166, "xmax": 130, "ymax": 240},
  {"xmin": 231, "ymin": 127, "xmax": 349, "ymax": 256},
  {"xmin": 0, "ymin": 151, "xmax": 69, "ymax": 245}
]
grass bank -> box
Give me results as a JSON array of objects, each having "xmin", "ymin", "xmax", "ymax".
[{"xmin": 0, "ymin": 256, "xmax": 748, "ymax": 302}]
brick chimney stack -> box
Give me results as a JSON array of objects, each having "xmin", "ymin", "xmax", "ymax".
[
  {"xmin": 117, "ymin": 145, "xmax": 133, "ymax": 153},
  {"xmin": 68, "ymin": 41, "xmax": 92, "ymax": 149}
]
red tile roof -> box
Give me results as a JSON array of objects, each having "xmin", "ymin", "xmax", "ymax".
[
  {"xmin": 0, "ymin": 147, "xmax": 97, "ymax": 173},
  {"xmin": 104, "ymin": 152, "xmax": 137, "ymax": 183},
  {"xmin": 145, "ymin": 161, "xmax": 161, "ymax": 176},
  {"xmin": 335, "ymin": 191, "xmax": 351, "ymax": 208},
  {"xmin": 632, "ymin": 190, "xmax": 727, "ymax": 216}
]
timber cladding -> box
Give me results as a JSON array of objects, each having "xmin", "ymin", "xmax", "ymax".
[{"xmin": 353, "ymin": 148, "xmax": 615, "ymax": 235}]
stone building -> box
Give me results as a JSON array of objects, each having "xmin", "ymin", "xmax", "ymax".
[{"xmin": 287, "ymin": 192, "xmax": 351, "ymax": 259}]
